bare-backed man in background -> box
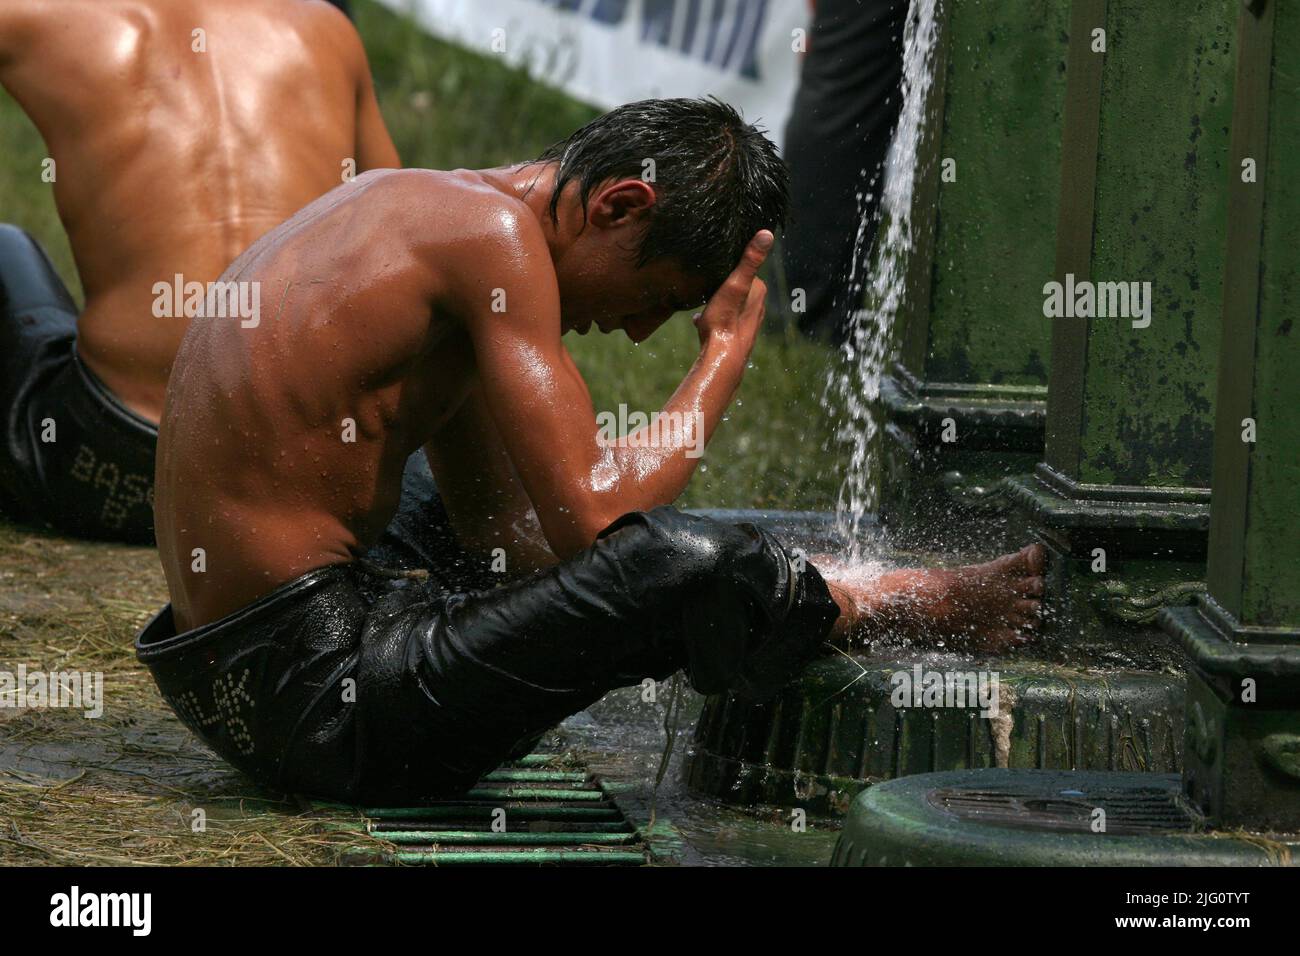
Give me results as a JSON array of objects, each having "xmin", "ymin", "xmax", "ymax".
[{"xmin": 0, "ymin": 0, "xmax": 398, "ymax": 542}]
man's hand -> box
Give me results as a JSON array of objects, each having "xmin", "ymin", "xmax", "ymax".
[{"xmin": 693, "ymin": 230, "xmax": 774, "ymax": 352}]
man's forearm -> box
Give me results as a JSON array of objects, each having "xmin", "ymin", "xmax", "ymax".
[{"xmin": 601, "ymin": 334, "xmax": 747, "ymax": 511}]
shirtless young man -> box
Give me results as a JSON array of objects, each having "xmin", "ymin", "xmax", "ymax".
[
  {"xmin": 138, "ymin": 98, "xmax": 1044, "ymax": 805},
  {"xmin": 0, "ymin": 0, "xmax": 398, "ymax": 542}
]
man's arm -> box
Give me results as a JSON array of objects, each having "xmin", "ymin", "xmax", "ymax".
[
  {"xmin": 424, "ymin": 383, "xmax": 557, "ymax": 574},
  {"xmin": 318, "ymin": 0, "xmax": 400, "ymax": 170},
  {"xmin": 352, "ymin": 53, "xmax": 400, "ymax": 171},
  {"xmin": 450, "ymin": 211, "xmax": 772, "ymax": 560}
]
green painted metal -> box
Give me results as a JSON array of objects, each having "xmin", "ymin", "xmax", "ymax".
[
  {"xmin": 322, "ymin": 759, "xmax": 674, "ymax": 866},
  {"xmin": 1156, "ymin": 0, "xmax": 1300, "ymax": 834},
  {"xmin": 688, "ymin": 654, "xmax": 1183, "ymax": 817},
  {"xmin": 902, "ymin": 0, "xmax": 1068, "ymax": 390},
  {"xmin": 830, "ymin": 769, "xmax": 1294, "ymax": 866},
  {"xmin": 1045, "ymin": 0, "xmax": 1235, "ymax": 488},
  {"xmin": 461, "ymin": 786, "xmax": 607, "ymax": 801},
  {"xmin": 378, "ymin": 831, "xmax": 635, "ymax": 846},
  {"xmin": 511, "ymin": 754, "xmax": 562, "ymax": 766},
  {"xmin": 360, "ymin": 805, "xmax": 622, "ymax": 821},
  {"xmin": 883, "ymin": 0, "xmax": 1071, "ymax": 545},
  {"xmin": 1206, "ymin": 0, "xmax": 1300, "ymax": 627},
  {"xmin": 828, "ymin": 0, "xmax": 1300, "ymax": 867},
  {"xmin": 1005, "ymin": 0, "xmax": 1240, "ymax": 650},
  {"xmin": 1045, "ymin": 0, "xmax": 1107, "ymax": 473},
  {"xmin": 388, "ymin": 849, "xmax": 649, "ymax": 866},
  {"xmin": 479, "ymin": 769, "xmax": 588, "ymax": 783},
  {"xmin": 1002, "ymin": 467, "xmax": 1208, "ymax": 655}
]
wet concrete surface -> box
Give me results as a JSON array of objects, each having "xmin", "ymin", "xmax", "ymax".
[{"xmin": 551, "ymin": 684, "xmax": 841, "ymax": 867}]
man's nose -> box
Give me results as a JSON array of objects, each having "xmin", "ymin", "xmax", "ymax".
[{"xmin": 626, "ymin": 310, "xmax": 671, "ymax": 342}]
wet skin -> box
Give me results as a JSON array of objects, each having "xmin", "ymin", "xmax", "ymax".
[
  {"xmin": 156, "ymin": 157, "xmax": 1045, "ymax": 647},
  {"xmin": 822, "ymin": 545, "xmax": 1046, "ymax": 652},
  {"xmin": 0, "ymin": 0, "xmax": 399, "ymax": 422},
  {"xmin": 157, "ymin": 163, "xmax": 760, "ymax": 630}
]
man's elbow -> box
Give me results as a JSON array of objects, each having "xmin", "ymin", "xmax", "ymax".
[{"xmin": 546, "ymin": 507, "xmax": 632, "ymax": 561}]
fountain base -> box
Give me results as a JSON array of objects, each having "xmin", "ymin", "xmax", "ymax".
[
  {"xmin": 687, "ymin": 655, "xmax": 1183, "ymax": 816},
  {"xmin": 681, "ymin": 509, "xmax": 1186, "ymax": 816},
  {"xmin": 829, "ymin": 769, "xmax": 1296, "ymax": 866}
]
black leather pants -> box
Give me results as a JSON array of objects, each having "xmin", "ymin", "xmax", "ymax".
[
  {"xmin": 137, "ymin": 504, "xmax": 840, "ymax": 805},
  {"xmin": 0, "ymin": 225, "xmax": 157, "ymax": 543}
]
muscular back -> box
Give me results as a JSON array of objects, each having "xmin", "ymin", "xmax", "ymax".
[
  {"xmin": 156, "ymin": 170, "xmax": 495, "ymax": 631},
  {"xmin": 0, "ymin": 0, "xmax": 397, "ymax": 420}
]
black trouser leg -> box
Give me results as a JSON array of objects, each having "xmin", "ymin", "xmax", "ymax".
[
  {"xmin": 359, "ymin": 506, "xmax": 841, "ymax": 797},
  {"xmin": 777, "ymin": 0, "xmax": 908, "ymax": 344}
]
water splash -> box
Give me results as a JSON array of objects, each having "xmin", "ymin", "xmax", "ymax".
[{"xmin": 826, "ymin": 0, "xmax": 942, "ymax": 560}]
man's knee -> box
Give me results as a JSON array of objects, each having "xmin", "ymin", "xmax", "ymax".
[{"xmin": 596, "ymin": 505, "xmax": 791, "ymax": 610}]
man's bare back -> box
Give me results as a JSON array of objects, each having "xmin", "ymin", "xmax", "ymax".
[
  {"xmin": 157, "ymin": 170, "xmax": 480, "ymax": 627},
  {"xmin": 159, "ymin": 163, "xmax": 687, "ymax": 629},
  {"xmin": 0, "ymin": 0, "xmax": 397, "ymax": 421}
]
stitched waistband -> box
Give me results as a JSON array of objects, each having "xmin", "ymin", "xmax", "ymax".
[
  {"xmin": 71, "ymin": 344, "xmax": 160, "ymax": 441},
  {"xmin": 135, "ymin": 563, "xmax": 355, "ymax": 663}
]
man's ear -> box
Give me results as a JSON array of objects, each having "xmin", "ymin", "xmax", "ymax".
[{"xmin": 588, "ymin": 178, "xmax": 656, "ymax": 228}]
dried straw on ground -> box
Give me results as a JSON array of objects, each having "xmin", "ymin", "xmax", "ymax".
[{"xmin": 0, "ymin": 525, "xmax": 386, "ymax": 866}]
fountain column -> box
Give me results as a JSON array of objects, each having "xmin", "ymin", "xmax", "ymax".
[
  {"xmin": 1159, "ymin": 0, "xmax": 1300, "ymax": 832},
  {"xmin": 832, "ymin": 0, "xmax": 1297, "ymax": 865},
  {"xmin": 1003, "ymin": 0, "xmax": 1235, "ymax": 660},
  {"xmin": 881, "ymin": 0, "xmax": 1070, "ymax": 552}
]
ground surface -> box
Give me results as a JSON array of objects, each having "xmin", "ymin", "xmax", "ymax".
[
  {"xmin": 0, "ymin": 519, "xmax": 839, "ymax": 867},
  {"xmin": 0, "ymin": 523, "xmax": 386, "ymax": 865}
]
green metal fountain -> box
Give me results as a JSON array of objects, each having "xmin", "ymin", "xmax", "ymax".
[
  {"xmin": 832, "ymin": 0, "xmax": 1299, "ymax": 865},
  {"xmin": 687, "ymin": 0, "xmax": 1234, "ymax": 817}
]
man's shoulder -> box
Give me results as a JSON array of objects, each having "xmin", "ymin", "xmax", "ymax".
[
  {"xmin": 0, "ymin": 2, "xmax": 76, "ymax": 69},
  {"xmin": 293, "ymin": 0, "xmax": 367, "ymax": 60},
  {"xmin": 380, "ymin": 169, "xmax": 549, "ymax": 264}
]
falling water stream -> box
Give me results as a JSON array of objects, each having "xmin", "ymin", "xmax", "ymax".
[
  {"xmin": 550, "ymin": 0, "xmax": 952, "ymax": 865},
  {"xmin": 828, "ymin": 0, "xmax": 941, "ymax": 563}
]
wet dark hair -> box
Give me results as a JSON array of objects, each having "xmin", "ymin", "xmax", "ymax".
[{"xmin": 534, "ymin": 97, "xmax": 788, "ymax": 292}]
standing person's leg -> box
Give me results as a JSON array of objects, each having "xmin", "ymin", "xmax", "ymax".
[{"xmin": 777, "ymin": 0, "xmax": 908, "ymax": 344}]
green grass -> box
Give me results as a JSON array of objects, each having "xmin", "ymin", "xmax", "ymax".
[{"xmin": 0, "ymin": 0, "xmax": 843, "ymax": 511}]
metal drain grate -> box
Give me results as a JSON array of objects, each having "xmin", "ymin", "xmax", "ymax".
[
  {"xmin": 332, "ymin": 755, "xmax": 655, "ymax": 866},
  {"xmin": 928, "ymin": 782, "xmax": 1201, "ymax": 836}
]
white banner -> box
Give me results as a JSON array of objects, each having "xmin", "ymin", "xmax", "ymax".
[{"xmin": 376, "ymin": 0, "xmax": 811, "ymax": 150}]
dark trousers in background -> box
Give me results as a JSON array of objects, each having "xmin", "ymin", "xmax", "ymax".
[
  {"xmin": 0, "ymin": 225, "xmax": 158, "ymax": 544},
  {"xmin": 771, "ymin": 0, "xmax": 908, "ymax": 346}
]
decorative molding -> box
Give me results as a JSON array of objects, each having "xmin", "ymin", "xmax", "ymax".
[{"xmin": 1092, "ymin": 580, "xmax": 1206, "ymax": 625}]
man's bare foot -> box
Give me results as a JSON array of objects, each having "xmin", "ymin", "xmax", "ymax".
[{"xmin": 824, "ymin": 543, "xmax": 1046, "ymax": 652}]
